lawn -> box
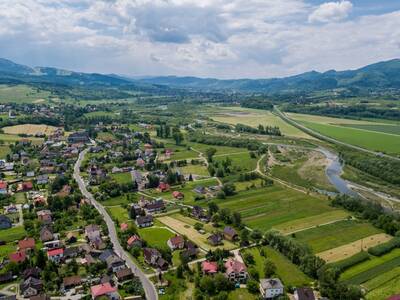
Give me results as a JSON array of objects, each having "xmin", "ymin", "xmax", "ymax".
[
  {"xmin": 101, "ymin": 193, "xmax": 141, "ymax": 206},
  {"xmin": 208, "ymin": 184, "xmax": 341, "ymax": 232},
  {"xmin": 228, "ymin": 289, "xmax": 257, "ymax": 300},
  {"xmin": 188, "ymin": 142, "xmax": 250, "ymax": 156},
  {"xmin": 106, "ymin": 206, "xmax": 129, "ymax": 223},
  {"xmin": 0, "ymin": 243, "xmax": 17, "ymax": 259},
  {"xmin": 243, "ymin": 246, "xmax": 311, "ymax": 287},
  {"xmin": 138, "ymin": 227, "xmax": 175, "ymax": 250},
  {"xmin": 294, "ymin": 220, "xmax": 382, "ymax": 253},
  {"xmin": 340, "ymin": 249, "xmax": 400, "ymax": 282},
  {"xmin": 97, "ymin": 131, "xmax": 116, "ymax": 142},
  {"xmin": 179, "ymin": 164, "xmax": 209, "ymax": 177},
  {"xmin": 0, "ymin": 226, "xmax": 27, "ymax": 242},
  {"xmin": 299, "ymin": 120, "xmax": 400, "ymax": 155},
  {"xmin": 111, "ymin": 172, "xmax": 132, "ymax": 184}
]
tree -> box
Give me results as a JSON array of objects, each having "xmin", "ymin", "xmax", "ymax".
[
  {"xmin": 243, "ymin": 252, "xmax": 255, "ymax": 265},
  {"xmin": 264, "ymin": 259, "xmax": 276, "ymax": 278},
  {"xmin": 222, "ymin": 182, "xmax": 236, "ymax": 196},
  {"xmin": 208, "ymin": 202, "xmax": 219, "ymax": 215},
  {"xmin": 250, "ymin": 229, "xmax": 263, "ymax": 243},
  {"xmin": 205, "ymin": 148, "xmax": 217, "ymax": 162},
  {"xmin": 240, "ymin": 228, "xmax": 250, "ymax": 245},
  {"xmin": 200, "ymin": 276, "xmax": 216, "ymax": 295},
  {"xmin": 248, "ymin": 268, "xmax": 259, "ymax": 281},
  {"xmin": 247, "ymin": 279, "xmax": 259, "ymax": 294},
  {"xmin": 232, "ymin": 212, "xmax": 242, "ymax": 227},
  {"xmin": 194, "ymin": 222, "xmax": 204, "ymax": 231},
  {"xmin": 211, "ymin": 213, "xmax": 220, "ymax": 226}
]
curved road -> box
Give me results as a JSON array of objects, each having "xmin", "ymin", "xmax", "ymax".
[{"xmin": 73, "ymin": 149, "xmax": 158, "ymax": 300}]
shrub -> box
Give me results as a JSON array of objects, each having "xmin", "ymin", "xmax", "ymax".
[
  {"xmin": 328, "ymin": 251, "xmax": 370, "ymax": 273},
  {"xmin": 368, "ymin": 238, "xmax": 400, "ymax": 257}
]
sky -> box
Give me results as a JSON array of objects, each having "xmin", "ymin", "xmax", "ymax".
[{"xmin": 0, "ymin": 0, "xmax": 400, "ymax": 79}]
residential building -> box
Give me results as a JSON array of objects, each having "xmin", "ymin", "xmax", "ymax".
[
  {"xmin": 0, "ymin": 181, "xmax": 8, "ymax": 194},
  {"xmin": 207, "ymin": 233, "xmax": 223, "ymax": 246},
  {"xmin": 135, "ymin": 215, "xmax": 153, "ymax": 228},
  {"xmin": 201, "ymin": 261, "xmax": 218, "ymax": 275},
  {"xmin": 143, "ymin": 248, "xmax": 168, "ymax": 270},
  {"xmin": 36, "ymin": 175, "xmax": 49, "ymax": 185},
  {"xmin": 127, "ymin": 235, "xmax": 142, "ymax": 249},
  {"xmin": 9, "ymin": 251, "xmax": 26, "ymax": 263},
  {"xmin": 225, "ymin": 258, "xmax": 248, "ymax": 283},
  {"xmin": 294, "ymin": 287, "xmax": 316, "ymax": 300},
  {"xmin": 90, "ymin": 283, "xmax": 119, "ymax": 300},
  {"xmin": 18, "ymin": 238, "xmax": 35, "ymax": 252},
  {"xmin": 39, "ymin": 227, "xmax": 54, "ymax": 242},
  {"xmin": 37, "ymin": 210, "xmax": 52, "ymax": 224},
  {"xmin": 63, "ymin": 276, "xmax": 82, "ymax": 290},
  {"xmin": 20, "ymin": 277, "xmax": 43, "ymax": 298},
  {"xmin": 260, "ymin": 278, "xmax": 284, "ymax": 299},
  {"xmin": 47, "ymin": 248, "xmax": 64, "ymax": 263},
  {"xmin": 167, "ymin": 236, "xmax": 185, "ymax": 251},
  {"xmin": 85, "ymin": 224, "xmax": 101, "ymax": 241},
  {"xmin": 0, "ymin": 215, "xmax": 12, "ymax": 229},
  {"xmin": 223, "ymin": 226, "xmax": 238, "ymax": 241},
  {"xmin": 115, "ymin": 268, "xmax": 134, "ymax": 282}
]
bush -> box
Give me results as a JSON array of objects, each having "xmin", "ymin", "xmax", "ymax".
[
  {"xmin": 328, "ymin": 251, "xmax": 369, "ymax": 273},
  {"xmin": 368, "ymin": 238, "xmax": 400, "ymax": 257}
]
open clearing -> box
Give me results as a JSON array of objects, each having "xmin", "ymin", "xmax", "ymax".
[
  {"xmin": 242, "ymin": 246, "xmax": 311, "ymax": 287},
  {"xmin": 2, "ymin": 124, "xmax": 58, "ymax": 136},
  {"xmin": 106, "ymin": 206, "xmax": 129, "ymax": 223},
  {"xmin": 294, "ymin": 220, "xmax": 382, "ymax": 253},
  {"xmin": 209, "ymin": 184, "xmax": 342, "ymax": 232},
  {"xmin": 138, "ymin": 227, "xmax": 175, "ymax": 251},
  {"xmin": 0, "ymin": 84, "xmax": 51, "ymax": 103},
  {"xmin": 317, "ymin": 233, "xmax": 393, "ymax": 263},
  {"xmin": 111, "ymin": 172, "xmax": 132, "ymax": 184},
  {"xmin": 209, "ymin": 107, "xmax": 313, "ymax": 139},
  {"xmin": 157, "ymin": 215, "xmax": 236, "ymax": 251}
]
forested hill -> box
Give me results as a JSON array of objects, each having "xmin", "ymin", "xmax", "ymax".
[{"xmin": 138, "ymin": 59, "xmax": 400, "ymax": 93}]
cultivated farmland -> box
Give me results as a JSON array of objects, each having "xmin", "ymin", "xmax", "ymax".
[{"xmin": 2, "ymin": 124, "xmax": 58, "ymax": 136}]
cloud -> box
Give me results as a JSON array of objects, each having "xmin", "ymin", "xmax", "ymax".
[
  {"xmin": 0, "ymin": 0, "xmax": 398, "ymax": 78},
  {"xmin": 308, "ymin": 1, "xmax": 353, "ymax": 23}
]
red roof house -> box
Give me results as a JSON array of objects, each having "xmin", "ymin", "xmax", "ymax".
[
  {"xmin": 0, "ymin": 181, "xmax": 8, "ymax": 193},
  {"xmin": 120, "ymin": 223, "xmax": 129, "ymax": 232},
  {"xmin": 158, "ymin": 182, "xmax": 170, "ymax": 192},
  {"xmin": 224, "ymin": 258, "xmax": 248, "ymax": 283},
  {"xmin": 47, "ymin": 248, "xmax": 64, "ymax": 263},
  {"xmin": 18, "ymin": 238, "xmax": 35, "ymax": 251},
  {"xmin": 172, "ymin": 191, "xmax": 184, "ymax": 199},
  {"xmin": 201, "ymin": 261, "xmax": 218, "ymax": 274},
  {"xmin": 22, "ymin": 181, "xmax": 33, "ymax": 191},
  {"xmin": 90, "ymin": 282, "xmax": 118, "ymax": 299},
  {"xmin": 9, "ymin": 251, "xmax": 26, "ymax": 263},
  {"xmin": 127, "ymin": 235, "xmax": 142, "ymax": 248}
]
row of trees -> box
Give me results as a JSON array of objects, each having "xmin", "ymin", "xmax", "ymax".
[
  {"xmin": 189, "ymin": 133, "xmax": 266, "ymax": 151},
  {"xmin": 235, "ymin": 123, "xmax": 282, "ymax": 136}
]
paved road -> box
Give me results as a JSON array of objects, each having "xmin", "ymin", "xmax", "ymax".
[
  {"xmin": 73, "ymin": 149, "xmax": 158, "ymax": 300},
  {"xmin": 274, "ymin": 106, "xmax": 400, "ymax": 162}
]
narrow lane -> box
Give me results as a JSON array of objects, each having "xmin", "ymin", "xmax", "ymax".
[{"xmin": 73, "ymin": 149, "xmax": 158, "ymax": 300}]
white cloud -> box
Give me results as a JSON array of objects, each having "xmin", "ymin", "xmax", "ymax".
[{"xmin": 308, "ymin": 1, "xmax": 353, "ymax": 23}]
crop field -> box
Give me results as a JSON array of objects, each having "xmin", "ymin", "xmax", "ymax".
[
  {"xmin": 111, "ymin": 172, "xmax": 132, "ymax": 184},
  {"xmin": 297, "ymin": 120, "xmax": 400, "ymax": 154},
  {"xmin": 0, "ymin": 133, "xmax": 43, "ymax": 144},
  {"xmin": 0, "ymin": 226, "xmax": 27, "ymax": 242},
  {"xmin": 157, "ymin": 215, "xmax": 236, "ymax": 251},
  {"xmin": 138, "ymin": 227, "xmax": 175, "ymax": 250},
  {"xmin": 340, "ymin": 249, "xmax": 400, "ymax": 282},
  {"xmin": 294, "ymin": 220, "xmax": 382, "ymax": 253},
  {"xmin": 274, "ymin": 210, "xmax": 350, "ymax": 235},
  {"xmin": 228, "ymin": 289, "xmax": 257, "ymax": 300},
  {"xmin": 340, "ymin": 124, "xmax": 400, "ymax": 135},
  {"xmin": 0, "ymin": 84, "xmax": 52, "ymax": 103},
  {"xmin": 106, "ymin": 206, "xmax": 129, "ymax": 223},
  {"xmin": 242, "ymin": 246, "xmax": 311, "ymax": 286},
  {"xmin": 287, "ymin": 113, "xmax": 384, "ymax": 125},
  {"xmin": 179, "ymin": 164, "xmax": 209, "ymax": 176},
  {"xmin": 317, "ymin": 233, "xmax": 392, "ymax": 263},
  {"xmin": 365, "ymin": 276, "xmax": 400, "ymax": 300},
  {"xmin": 208, "ymin": 184, "xmax": 341, "ymax": 232},
  {"xmin": 2, "ymin": 124, "xmax": 58, "ymax": 136},
  {"xmin": 189, "ymin": 142, "xmax": 250, "ymax": 156},
  {"xmin": 364, "ymin": 266, "xmax": 400, "ymax": 292}
]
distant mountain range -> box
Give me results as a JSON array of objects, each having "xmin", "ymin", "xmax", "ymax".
[{"xmin": 1, "ymin": 57, "xmax": 400, "ymax": 95}]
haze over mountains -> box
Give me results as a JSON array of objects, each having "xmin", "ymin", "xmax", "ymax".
[{"xmin": 1, "ymin": 57, "xmax": 400, "ymax": 94}]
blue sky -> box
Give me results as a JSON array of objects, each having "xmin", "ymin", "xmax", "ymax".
[{"xmin": 0, "ymin": 0, "xmax": 399, "ymax": 78}]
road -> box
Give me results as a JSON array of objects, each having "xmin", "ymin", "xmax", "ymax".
[
  {"xmin": 73, "ymin": 149, "xmax": 158, "ymax": 300},
  {"xmin": 274, "ymin": 106, "xmax": 400, "ymax": 162}
]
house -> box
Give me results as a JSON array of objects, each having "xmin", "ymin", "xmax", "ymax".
[
  {"xmin": 115, "ymin": 268, "xmax": 134, "ymax": 282},
  {"xmin": 172, "ymin": 191, "xmax": 184, "ymax": 199},
  {"xmin": 193, "ymin": 186, "xmax": 206, "ymax": 194},
  {"xmin": 127, "ymin": 235, "xmax": 142, "ymax": 249},
  {"xmin": 136, "ymin": 158, "xmax": 145, "ymax": 168},
  {"xmin": 0, "ymin": 181, "xmax": 8, "ymax": 194},
  {"xmin": 181, "ymin": 247, "xmax": 199, "ymax": 261},
  {"xmin": 192, "ymin": 206, "xmax": 208, "ymax": 221},
  {"xmin": 223, "ymin": 226, "xmax": 238, "ymax": 241},
  {"xmin": 207, "ymin": 233, "xmax": 223, "ymax": 246},
  {"xmin": 63, "ymin": 275, "xmax": 82, "ymax": 290},
  {"xmin": 40, "ymin": 227, "xmax": 54, "ymax": 242},
  {"xmin": 144, "ymin": 199, "xmax": 165, "ymax": 214},
  {"xmin": 57, "ymin": 185, "xmax": 71, "ymax": 198},
  {"xmin": 47, "ymin": 248, "xmax": 64, "ymax": 263},
  {"xmin": 157, "ymin": 182, "xmax": 170, "ymax": 192},
  {"xmin": 105, "ymin": 255, "xmax": 126, "ymax": 273},
  {"xmin": 0, "ymin": 215, "xmax": 12, "ymax": 229},
  {"xmin": 68, "ymin": 131, "xmax": 90, "ymax": 144},
  {"xmin": 36, "ymin": 175, "xmax": 49, "ymax": 185},
  {"xmin": 90, "ymin": 283, "xmax": 119, "ymax": 300},
  {"xmin": 9, "ymin": 251, "xmax": 26, "ymax": 263},
  {"xmin": 64, "ymin": 247, "xmax": 81, "ymax": 259},
  {"xmin": 225, "ymin": 258, "xmax": 248, "ymax": 283},
  {"xmin": 65, "ymin": 232, "xmax": 78, "ymax": 244},
  {"xmin": 85, "ymin": 224, "xmax": 101, "ymax": 241},
  {"xmin": 260, "ymin": 278, "xmax": 284, "ymax": 299},
  {"xmin": 143, "ymin": 248, "xmax": 168, "ymax": 270},
  {"xmin": 0, "ymin": 272, "xmax": 12, "ymax": 284},
  {"xmin": 23, "ymin": 268, "xmax": 41, "ymax": 280},
  {"xmin": 3, "ymin": 163, "xmax": 14, "ymax": 171},
  {"xmin": 201, "ymin": 261, "xmax": 218, "ymax": 275},
  {"xmin": 4, "ymin": 204, "xmax": 17, "ymax": 214},
  {"xmin": 135, "ymin": 215, "xmax": 153, "ymax": 228},
  {"xmin": 18, "ymin": 238, "xmax": 35, "ymax": 252},
  {"xmin": 120, "ymin": 223, "xmax": 129, "ymax": 232},
  {"xmin": 294, "ymin": 287, "xmax": 316, "ymax": 300},
  {"xmin": 20, "ymin": 277, "xmax": 43, "ymax": 298},
  {"xmin": 19, "ymin": 181, "xmax": 33, "ymax": 192},
  {"xmin": 26, "ymin": 171, "xmax": 35, "ymax": 177},
  {"xmin": 167, "ymin": 236, "xmax": 185, "ymax": 251},
  {"xmin": 37, "ymin": 210, "xmax": 52, "ymax": 223}
]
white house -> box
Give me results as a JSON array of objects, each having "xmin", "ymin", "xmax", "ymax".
[{"xmin": 260, "ymin": 278, "xmax": 284, "ymax": 299}]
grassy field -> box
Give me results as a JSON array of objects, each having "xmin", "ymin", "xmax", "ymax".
[
  {"xmin": 0, "ymin": 226, "xmax": 27, "ymax": 242},
  {"xmin": 243, "ymin": 246, "xmax": 311, "ymax": 287},
  {"xmin": 101, "ymin": 193, "xmax": 143, "ymax": 206},
  {"xmin": 228, "ymin": 289, "xmax": 257, "ymax": 300},
  {"xmin": 0, "ymin": 84, "xmax": 52, "ymax": 103},
  {"xmin": 287, "ymin": 113, "xmax": 385, "ymax": 125},
  {"xmin": 189, "ymin": 142, "xmax": 250, "ymax": 156},
  {"xmin": 295, "ymin": 220, "xmax": 382, "ymax": 253},
  {"xmin": 214, "ymin": 152, "xmax": 258, "ymax": 173},
  {"xmin": 179, "ymin": 164, "xmax": 209, "ymax": 176},
  {"xmin": 208, "ymin": 184, "xmax": 341, "ymax": 232},
  {"xmin": 340, "ymin": 249, "xmax": 400, "ymax": 282},
  {"xmin": 2, "ymin": 124, "xmax": 58, "ymax": 136},
  {"xmin": 138, "ymin": 227, "xmax": 175, "ymax": 250},
  {"xmin": 0, "ymin": 243, "xmax": 17, "ymax": 259},
  {"xmin": 364, "ymin": 266, "xmax": 400, "ymax": 291},
  {"xmin": 299, "ymin": 120, "xmax": 400, "ymax": 155},
  {"xmin": 209, "ymin": 107, "xmax": 313, "ymax": 139},
  {"xmin": 365, "ymin": 275, "xmax": 400, "ymax": 300},
  {"xmin": 340, "ymin": 124, "xmax": 400, "ymax": 135},
  {"xmin": 97, "ymin": 131, "xmax": 116, "ymax": 142},
  {"xmin": 111, "ymin": 172, "xmax": 132, "ymax": 184},
  {"xmin": 106, "ymin": 206, "xmax": 129, "ymax": 223},
  {"xmin": 0, "ymin": 145, "xmax": 11, "ymax": 158},
  {"xmin": 0, "ymin": 133, "xmax": 43, "ymax": 144},
  {"xmin": 317, "ymin": 233, "xmax": 392, "ymax": 263}
]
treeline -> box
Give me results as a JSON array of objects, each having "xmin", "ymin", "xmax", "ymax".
[
  {"xmin": 188, "ymin": 133, "xmax": 267, "ymax": 151},
  {"xmin": 241, "ymin": 99, "xmax": 273, "ymax": 110},
  {"xmin": 332, "ymin": 195, "xmax": 400, "ymax": 235},
  {"xmin": 235, "ymin": 123, "xmax": 282, "ymax": 136},
  {"xmin": 285, "ymin": 104, "xmax": 400, "ymax": 121},
  {"xmin": 339, "ymin": 147, "xmax": 400, "ymax": 185}
]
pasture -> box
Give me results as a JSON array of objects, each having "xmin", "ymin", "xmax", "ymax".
[
  {"xmin": 340, "ymin": 123, "xmax": 400, "ymax": 136},
  {"xmin": 317, "ymin": 233, "xmax": 392, "ymax": 263},
  {"xmin": 0, "ymin": 226, "xmax": 27, "ymax": 242},
  {"xmin": 209, "ymin": 184, "xmax": 341, "ymax": 232},
  {"xmin": 242, "ymin": 246, "xmax": 311, "ymax": 286},
  {"xmin": 0, "ymin": 84, "xmax": 51, "ymax": 103},
  {"xmin": 294, "ymin": 220, "xmax": 382, "ymax": 253},
  {"xmin": 2, "ymin": 124, "xmax": 58, "ymax": 136},
  {"xmin": 138, "ymin": 227, "xmax": 175, "ymax": 250},
  {"xmin": 209, "ymin": 106, "xmax": 313, "ymax": 139}
]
